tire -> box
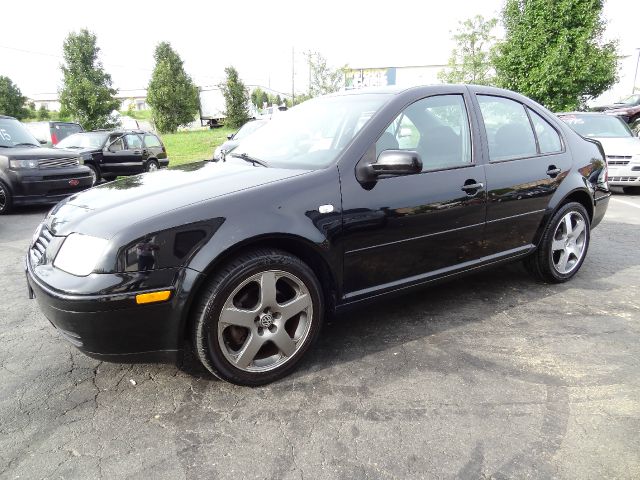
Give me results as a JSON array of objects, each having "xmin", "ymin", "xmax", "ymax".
[
  {"xmin": 524, "ymin": 202, "xmax": 590, "ymax": 283},
  {"xmin": 192, "ymin": 248, "xmax": 324, "ymax": 386},
  {"xmin": 86, "ymin": 163, "xmax": 100, "ymax": 186},
  {"xmin": 145, "ymin": 159, "xmax": 159, "ymax": 172},
  {"xmin": 102, "ymin": 174, "xmax": 117, "ymax": 182},
  {"xmin": 0, "ymin": 180, "xmax": 13, "ymax": 215},
  {"xmin": 622, "ymin": 186, "xmax": 640, "ymax": 195}
]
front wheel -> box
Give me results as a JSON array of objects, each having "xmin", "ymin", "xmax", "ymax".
[
  {"xmin": 192, "ymin": 249, "xmax": 324, "ymax": 386},
  {"xmin": 524, "ymin": 202, "xmax": 590, "ymax": 283},
  {"xmin": 0, "ymin": 180, "xmax": 13, "ymax": 214},
  {"xmin": 86, "ymin": 163, "xmax": 100, "ymax": 186}
]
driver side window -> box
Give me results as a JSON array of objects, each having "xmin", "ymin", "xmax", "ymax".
[
  {"xmin": 375, "ymin": 95, "xmax": 472, "ymax": 171},
  {"xmin": 108, "ymin": 135, "xmax": 125, "ymax": 152}
]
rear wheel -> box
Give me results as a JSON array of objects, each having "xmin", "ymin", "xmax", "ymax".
[
  {"xmin": 146, "ymin": 159, "xmax": 159, "ymax": 172},
  {"xmin": 192, "ymin": 249, "xmax": 323, "ymax": 386},
  {"xmin": 525, "ymin": 202, "xmax": 590, "ymax": 283},
  {"xmin": 0, "ymin": 180, "xmax": 13, "ymax": 215}
]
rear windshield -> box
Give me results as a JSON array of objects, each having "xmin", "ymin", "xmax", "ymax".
[
  {"xmin": 559, "ymin": 114, "xmax": 633, "ymax": 138},
  {"xmin": 0, "ymin": 118, "xmax": 40, "ymax": 148},
  {"xmin": 54, "ymin": 123, "xmax": 83, "ymax": 141}
]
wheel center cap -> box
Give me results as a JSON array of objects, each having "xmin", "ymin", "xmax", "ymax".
[{"xmin": 258, "ymin": 312, "xmax": 274, "ymax": 328}]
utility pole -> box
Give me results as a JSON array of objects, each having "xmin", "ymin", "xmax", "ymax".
[
  {"xmin": 633, "ymin": 48, "xmax": 640, "ymax": 94},
  {"xmin": 291, "ymin": 47, "xmax": 295, "ymax": 105}
]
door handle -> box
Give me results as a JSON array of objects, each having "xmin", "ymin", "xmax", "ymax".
[
  {"xmin": 133, "ymin": 150, "xmax": 142, "ymax": 155},
  {"xmin": 547, "ymin": 165, "xmax": 561, "ymax": 177},
  {"xmin": 461, "ymin": 182, "xmax": 484, "ymax": 194}
]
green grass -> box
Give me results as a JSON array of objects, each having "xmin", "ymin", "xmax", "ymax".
[
  {"xmin": 120, "ymin": 110, "xmax": 153, "ymax": 121},
  {"xmin": 162, "ymin": 128, "xmax": 234, "ymax": 166}
]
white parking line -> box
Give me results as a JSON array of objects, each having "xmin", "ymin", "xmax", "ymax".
[{"xmin": 611, "ymin": 197, "xmax": 640, "ymax": 209}]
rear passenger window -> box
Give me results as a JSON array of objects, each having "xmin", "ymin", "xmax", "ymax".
[
  {"xmin": 144, "ymin": 134, "xmax": 162, "ymax": 148},
  {"xmin": 477, "ymin": 96, "xmax": 537, "ymax": 161},
  {"xmin": 376, "ymin": 94, "xmax": 472, "ymax": 171},
  {"xmin": 528, "ymin": 109, "xmax": 562, "ymax": 153},
  {"xmin": 125, "ymin": 134, "xmax": 142, "ymax": 149}
]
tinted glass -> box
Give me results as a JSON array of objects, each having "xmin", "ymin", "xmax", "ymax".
[
  {"xmin": 376, "ymin": 94, "xmax": 472, "ymax": 171},
  {"xmin": 478, "ymin": 96, "xmax": 537, "ymax": 161},
  {"xmin": 0, "ymin": 118, "xmax": 40, "ymax": 147},
  {"xmin": 559, "ymin": 114, "xmax": 633, "ymax": 138},
  {"xmin": 144, "ymin": 134, "xmax": 162, "ymax": 148},
  {"xmin": 109, "ymin": 135, "xmax": 125, "ymax": 152},
  {"xmin": 528, "ymin": 109, "xmax": 562, "ymax": 153},
  {"xmin": 125, "ymin": 134, "xmax": 143, "ymax": 149},
  {"xmin": 53, "ymin": 123, "xmax": 83, "ymax": 142},
  {"xmin": 232, "ymin": 94, "xmax": 389, "ymax": 169}
]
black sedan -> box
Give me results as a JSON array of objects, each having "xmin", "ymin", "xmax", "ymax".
[
  {"xmin": 26, "ymin": 85, "xmax": 610, "ymax": 386},
  {"xmin": 55, "ymin": 130, "xmax": 169, "ymax": 185}
]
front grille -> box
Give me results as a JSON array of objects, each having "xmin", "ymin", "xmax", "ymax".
[
  {"xmin": 607, "ymin": 155, "xmax": 632, "ymax": 160},
  {"xmin": 30, "ymin": 225, "xmax": 53, "ymax": 264},
  {"xmin": 609, "ymin": 176, "xmax": 638, "ymax": 182},
  {"xmin": 39, "ymin": 158, "xmax": 79, "ymax": 169},
  {"xmin": 607, "ymin": 160, "xmax": 630, "ymax": 166}
]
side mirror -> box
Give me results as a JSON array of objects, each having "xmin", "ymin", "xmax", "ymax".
[
  {"xmin": 227, "ymin": 133, "xmax": 234, "ymax": 140},
  {"xmin": 365, "ymin": 150, "xmax": 422, "ymax": 179},
  {"xmin": 39, "ymin": 139, "xmax": 47, "ymax": 145}
]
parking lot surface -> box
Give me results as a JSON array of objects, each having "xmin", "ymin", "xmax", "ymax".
[{"xmin": 1, "ymin": 192, "xmax": 639, "ymax": 480}]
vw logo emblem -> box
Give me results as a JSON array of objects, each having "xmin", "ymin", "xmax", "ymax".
[
  {"xmin": 258, "ymin": 312, "xmax": 274, "ymax": 328},
  {"xmin": 68, "ymin": 179, "xmax": 79, "ymax": 186}
]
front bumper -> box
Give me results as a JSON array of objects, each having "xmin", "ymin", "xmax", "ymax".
[
  {"xmin": 25, "ymin": 255, "xmax": 203, "ymax": 363},
  {"xmin": 9, "ymin": 166, "xmax": 93, "ymax": 206}
]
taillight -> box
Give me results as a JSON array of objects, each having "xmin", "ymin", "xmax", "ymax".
[{"xmin": 51, "ymin": 132, "xmax": 58, "ymax": 145}]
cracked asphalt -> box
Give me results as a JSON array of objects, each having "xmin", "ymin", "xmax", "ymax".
[{"xmin": 1, "ymin": 191, "xmax": 639, "ymax": 480}]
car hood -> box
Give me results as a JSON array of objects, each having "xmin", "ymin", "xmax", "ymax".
[
  {"xmin": 46, "ymin": 160, "xmax": 310, "ymax": 238},
  {"xmin": 2, "ymin": 146, "xmax": 79, "ymax": 159},
  {"xmin": 592, "ymin": 137, "xmax": 640, "ymax": 157}
]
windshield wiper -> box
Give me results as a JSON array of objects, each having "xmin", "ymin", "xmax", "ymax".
[
  {"xmin": 229, "ymin": 152, "xmax": 269, "ymax": 168},
  {"xmin": 13, "ymin": 142, "xmax": 39, "ymax": 147}
]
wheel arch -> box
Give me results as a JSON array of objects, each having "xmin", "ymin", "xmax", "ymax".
[{"xmin": 180, "ymin": 233, "xmax": 338, "ymax": 343}]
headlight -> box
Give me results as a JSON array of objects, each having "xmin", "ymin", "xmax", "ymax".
[
  {"xmin": 53, "ymin": 233, "xmax": 109, "ymax": 276},
  {"xmin": 10, "ymin": 159, "xmax": 38, "ymax": 169},
  {"xmin": 77, "ymin": 156, "xmax": 86, "ymax": 165}
]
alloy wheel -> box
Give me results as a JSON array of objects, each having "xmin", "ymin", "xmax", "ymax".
[
  {"xmin": 551, "ymin": 211, "xmax": 587, "ymax": 274},
  {"xmin": 217, "ymin": 269, "xmax": 313, "ymax": 372},
  {"xmin": 0, "ymin": 184, "xmax": 6, "ymax": 211},
  {"xmin": 148, "ymin": 162, "xmax": 158, "ymax": 172}
]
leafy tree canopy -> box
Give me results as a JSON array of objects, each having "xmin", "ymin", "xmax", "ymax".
[
  {"xmin": 0, "ymin": 76, "xmax": 28, "ymax": 119},
  {"xmin": 220, "ymin": 66, "xmax": 250, "ymax": 129}
]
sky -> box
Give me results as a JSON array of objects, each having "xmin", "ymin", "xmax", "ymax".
[{"xmin": 0, "ymin": 0, "xmax": 638, "ymax": 98}]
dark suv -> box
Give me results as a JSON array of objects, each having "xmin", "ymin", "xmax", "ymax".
[
  {"xmin": 0, "ymin": 115, "xmax": 92, "ymax": 214},
  {"xmin": 26, "ymin": 85, "xmax": 610, "ymax": 386},
  {"xmin": 54, "ymin": 130, "xmax": 169, "ymax": 185}
]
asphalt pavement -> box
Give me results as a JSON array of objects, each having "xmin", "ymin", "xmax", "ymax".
[{"xmin": 0, "ymin": 191, "xmax": 639, "ymax": 479}]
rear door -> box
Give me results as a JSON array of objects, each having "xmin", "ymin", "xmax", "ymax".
[
  {"xmin": 472, "ymin": 93, "xmax": 572, "ymax": 255},
  {"xmin": 340, "ymin": 91, "xmax": 487, "ymax": 298},
  {"xmin": 143, "ymin": 133, "xmax": 167, "ymax": 165}
]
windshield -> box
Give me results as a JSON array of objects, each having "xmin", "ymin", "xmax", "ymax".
[
  {"xmin": 615, "ymin": 94, "xmax": 640, "ymax": 106},
  {"xmin": 559, "ymin": 114, "xmax": 633, "ymax": 138},
  {"xmin": 234, "ymin": 120, "xmax": 267, "ymax": 141},
  {"xmin": 232, "ymin": 94, "xmax": 390, "ymax": 169},
  {"xmin": 56, "ymin": 132, "xmax": 109, "ymax": 149},
  {"xmin": 0, "ymin": 118, "xmax": 40, "ymax": 147}
]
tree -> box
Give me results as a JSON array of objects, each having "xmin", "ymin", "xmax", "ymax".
[
  {"xmin": 274, "ymin": 94, "xmax": 282, "ymax": 106},
  {"xmin": 37, "ymin": 104, "xmax": 50, "ymax": 120},
  {"xmin": 0, "ymin": 76, "xmax": 27, "ymax": 119},
  {"xmin": 438, "ymin": 15, "xmax": 497, "ymax": 85},
  {"xmin": 494, "ymin": 0, "xmax": 618, "ymax": 111},
  {"xmin": 220, "ymin": 66, "xmax": 250, "ymax": 128},
  {"xmin": 59, "ymin": 29, "xmax": 120, "ymax": 130},
  {"xmin": 147, "ymin": 42, "xmax": 199, "ymax": 133},
  {"xmin": 250, "ymin": 87, "xmax": 264, "ymax": 107},
  {"xmin": 260, "ymin": 91, "xmax": 269, "ymax": 107},
  {"xmin": 306, "ymin": 51, "xmax": 345, "ymax": 97}
]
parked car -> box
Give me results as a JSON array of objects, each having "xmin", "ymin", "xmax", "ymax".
[
  {"xmin": 558, "ymin": 112, "xmax": 640, "ymax": 194},
  {"xmin": 0, "ymin": 116, "xmax": 92, "ymax": 214},
  {"xmin": 54, "ymin": 130, "xmax": 169, "ymax": 185},
  {"xmin": 24, "ymin": 121, "xmax": 84, "ymax": 147},
  {"xmin": 26, "ymin": 85, "xmax": 610, "ymax": 386},
  {"xmin": 213, "ymin": 119, "xmax": 268, "ymax": 161},
  {"xmin": 591, "ymin": 94, "xmax": 640, "ymax": 124}
]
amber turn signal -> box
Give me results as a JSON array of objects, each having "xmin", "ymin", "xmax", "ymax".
[{"xmin": 135, "ymin": 290, "xmax": 171, "ymax": 304}]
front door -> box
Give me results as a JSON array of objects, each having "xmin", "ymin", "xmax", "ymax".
[{"xmin": 340, "ymin": 93, "xmax": 487, "ymax": 299}]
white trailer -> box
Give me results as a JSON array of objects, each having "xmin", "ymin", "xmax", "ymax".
[{"xmin": 199, "ymin": 88, "xmax": 226, "ymax": 128}]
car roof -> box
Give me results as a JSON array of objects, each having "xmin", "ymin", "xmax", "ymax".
[
  {"xmin": 557, "ymin": 111, "xmax": 611, "ymax": 116},
  {"xmin": 90, "ymin": 129, "xmax": 152, "ymax": 135}
]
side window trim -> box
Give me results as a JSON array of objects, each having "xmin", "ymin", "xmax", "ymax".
[
  {"xmin": 525, "ymin": 106, "xmax": 565, "ymax": 155},
  {"xmin": 524, "ymin": 107, "xmax": 541, "ymax": 155},
  {"xmin": 373, "ymin": 93, "xmax": 476, "ymax": 175}
]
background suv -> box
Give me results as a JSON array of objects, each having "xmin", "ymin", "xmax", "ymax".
[
  {"xmin": 0, "ymin": 115, "xmax": 92, "ymax": 214},
  {"xmin": 55, "ymin": 129, "xmax": 169, "ymax": 184},
  {"xmin": 24, "ymin": 121, "xmax": 84, "ymax": 147}
]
